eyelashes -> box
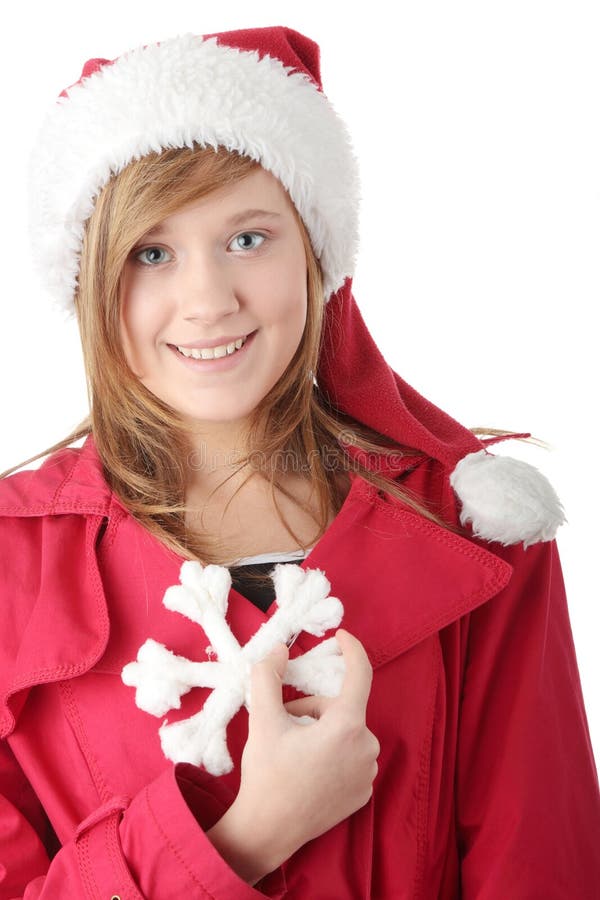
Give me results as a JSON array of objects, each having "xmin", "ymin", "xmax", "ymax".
[
  {"xmin": 131, "ymin": 231, "xmax": 268, "ymax": 267},
  {"xmin": 132, "ymin": 247, "xmax": 170, "ymax": 266},
  {"xmin": 229, "ymin": 232, "xmax": 267, "ymax": 253}
]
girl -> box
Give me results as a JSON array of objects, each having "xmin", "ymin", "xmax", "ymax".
[{"xmin": 1, "ymin": 24, "xmax": 599, "ymax": 899}]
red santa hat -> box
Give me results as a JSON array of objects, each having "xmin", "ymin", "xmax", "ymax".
[{"xmin": 26, "ymin": 25, "xmax": 565, "ymax": 549}]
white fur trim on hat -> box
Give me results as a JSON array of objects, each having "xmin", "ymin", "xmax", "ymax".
[
  {"xmin": 27, "ymin": 32, "xmax": 361, "ymax": 317},
  {"xmin": 449, "ymin": 449, "xmax": 567, "ymax": 549}
]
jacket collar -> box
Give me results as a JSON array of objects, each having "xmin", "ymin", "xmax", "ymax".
[
  {"xmin": 224, "ymin": 469, "xmax": 513, "ymax": 668},
  {"xmin": 0, "ymin": 433, "xmax": 112, "ymax": 518},
  {"xmin": 0, "ymin": 434, "xmax": 513, "ymax": 737}
]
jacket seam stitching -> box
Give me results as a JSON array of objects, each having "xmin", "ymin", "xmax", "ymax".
[
  {"xmin": 144, "ymin": 783, "xmax": 217, "ymax": 898},
  {"xmin": 0, "ymin": 515, "xmax": 110, "ymax": 738},
  {"xmin": 412, "ymin": 636, "xmax": 440, "ymax": 899},
  {"xmin": 76, "ymin": 829, "xmax": 98, "ymax": 899},
  {"xmin": 370, "ymin": 586, "xmax": 504, "ymax": 669},
  {"xmin": 0, "ymin": 502, "xmax": 109, "ymax": 514},
  {"xmin": 99, "ymin": 504, "xmax": 126, "ymax": 552},
  {"xmin": 369, "ymin": 487, "xmax": 505, "ymax": 568},
  {"xmin": 105, "ymin": 810, "xmax": 144, "ymax": 899},
  {"xmin": 49, "ymin": 451, "xmax": 81, "ymax": 510},
  {"xmin": 58, "ymin": 679, "xmax": 113, "ymax": 805}
]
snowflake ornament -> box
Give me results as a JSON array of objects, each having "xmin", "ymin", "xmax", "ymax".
[{"xmin": 121, "ymin": 560, "xmax": 346, "ymax": 775}]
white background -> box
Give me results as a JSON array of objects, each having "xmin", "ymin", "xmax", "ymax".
[{"xmin": 2, "ymin": 3, "xmax": 598, "ymax": 770}]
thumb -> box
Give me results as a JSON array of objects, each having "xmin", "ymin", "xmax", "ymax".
[{"xmin": 248, "ymin": 643, "xmax": 289, "ymax": 729}]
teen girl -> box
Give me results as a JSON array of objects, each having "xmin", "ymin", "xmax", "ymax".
[{"xmin": 1, "ymin": 24, "xmax": 599, "ymax": 899}]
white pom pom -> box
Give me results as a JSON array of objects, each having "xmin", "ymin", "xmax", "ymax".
[{"xmin": 449, "ymin": 450, "xmax": 566, "ymax": 549}]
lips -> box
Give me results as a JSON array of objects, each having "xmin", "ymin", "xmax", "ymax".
[
  {"xmin": 173, "ymin": 339, "xmax": 245, "ymax": 360},
  {"xmin": 168, "ymin": 329, "xmax": 257, "ymax": 356},
  {"xmin": 167, "ymin": 329, "xmax": 258, "ymax": 372}
]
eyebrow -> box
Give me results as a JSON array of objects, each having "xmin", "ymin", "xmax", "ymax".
[
  {"xmin": 227, "ymin": 208, "xmax": 283, "ymax": 226},
  {"xmin": 143, "ymin": 208, "xmax": 283, "ymax": 237}
]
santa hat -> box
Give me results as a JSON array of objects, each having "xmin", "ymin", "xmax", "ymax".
[{"xmin": 26, "ymin": 25, "xmax": 565, "ymax": 549}]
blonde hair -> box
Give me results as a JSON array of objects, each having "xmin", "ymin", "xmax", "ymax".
[{"xmin": 2, "ymin": 145, "xmax": 540, "ymax": 587}]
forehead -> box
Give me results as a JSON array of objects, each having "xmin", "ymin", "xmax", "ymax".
[{"xmin": 143, "ymin": 165, "xmax": 297, "ymax": 236}]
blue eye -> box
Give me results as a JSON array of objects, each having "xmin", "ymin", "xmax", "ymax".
[
  {"xmin": 132, "ymin": 231, "xmax": 267, "ymax": 267},
  {"xmin": 134, "ymin": 246, "xmax": 171, "ymax": 266},
  {"xmin": 229, "ymin": 231, "xmax": 266, "ymax": 252}
]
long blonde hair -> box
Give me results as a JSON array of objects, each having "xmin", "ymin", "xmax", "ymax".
[{"xmin": 2, "ymin": 145, "xmax": 539, "ymax": 586}]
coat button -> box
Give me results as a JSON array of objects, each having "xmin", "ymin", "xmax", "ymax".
[{"xmin": 110, "ymin": 895, "xmax": 121, "ymax": 899}]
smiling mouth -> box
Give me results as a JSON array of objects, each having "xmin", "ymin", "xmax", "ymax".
[{"xmin": 169, "ymin": 330, "xmax": 257, "ymax": 360}]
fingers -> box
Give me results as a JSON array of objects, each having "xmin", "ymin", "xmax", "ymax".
[
  {"xmin": 332, "ymin": 628, "xmax": 373, "ymax": 721},
  {"xmin": 249, "ymin": 629, "xmax": 373, "ymax": 733},
  {"xmin": 283, "ymin": 696, "xmax": 334, "ymax": 720},
  {"xmin": 247, "ymin": 643, "xmax": 289, "ymax": 733}
]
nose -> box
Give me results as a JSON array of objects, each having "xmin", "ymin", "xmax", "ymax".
[{"xmin": 179, "ymin": 251, "xmax": 240, "ymax": 324}]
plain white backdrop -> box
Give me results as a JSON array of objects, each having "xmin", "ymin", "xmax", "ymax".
[{"xmin": 1, "ymin": 2, "xmax": 598, "ymax": 770}]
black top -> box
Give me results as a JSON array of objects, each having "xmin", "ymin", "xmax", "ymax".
[{"xmin": 229, "ymin": 558, "xmax": 306, "ymax": 612}]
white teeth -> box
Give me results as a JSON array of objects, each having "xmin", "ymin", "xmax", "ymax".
[{"xmin": 176, "ymin": 335, "xmax": 247, "ymax": 360}]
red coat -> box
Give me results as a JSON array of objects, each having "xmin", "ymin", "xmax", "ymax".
[{"xmin": 1, "ymin": 434, "xmax": 599, "ymax": 899}]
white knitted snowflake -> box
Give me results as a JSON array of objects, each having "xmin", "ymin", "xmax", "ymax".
[{"xmin": 121, "ymin": 559, "xmax": 346, "ymax": 776}]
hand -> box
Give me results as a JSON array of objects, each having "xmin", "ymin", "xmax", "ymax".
[{"xmin": 232, "ymin": 628, "xmax": 380, "ymax": 864}]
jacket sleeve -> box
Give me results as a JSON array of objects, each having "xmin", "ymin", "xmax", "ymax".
[
  {"xmin": 456, "ymin": 537, "xmax": 600, "ymax": 898},
  {"xmin": 0, "ymin": 743, "xmax": 287, "ymax": 899}
]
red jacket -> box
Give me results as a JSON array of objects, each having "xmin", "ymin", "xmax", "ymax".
[{"xmin": 1, "ymin": 434, "xmax": 599, "ymax": 899}]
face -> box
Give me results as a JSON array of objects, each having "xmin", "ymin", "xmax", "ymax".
[{"xmin": 119, "ymin": 165, "xmax": 308, "ymax": 441}]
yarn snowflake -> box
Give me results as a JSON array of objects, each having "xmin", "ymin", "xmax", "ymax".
[{"xmin": 121, "ymin": 559, "xmax": 346, "ymax": 776}]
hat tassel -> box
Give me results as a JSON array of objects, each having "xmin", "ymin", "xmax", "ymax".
[{"xmin": 449, "ymin": 449, "xmax": 567, "ymax": 549}]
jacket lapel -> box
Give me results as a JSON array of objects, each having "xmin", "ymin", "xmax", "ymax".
[
  {"xmin": 0, "ymin": 433, "xmax": 514, "ymax": 741},
  {"xmin": 222, "ymin": 473, "xmax": 513, "ymax": 670},
  {"xmin": 314, "ymin": 477, "xmax": 512, "ymax": 667},
  {"xmin": 0, "ymin": 437, "xmax": 113, "ymax": 738}
]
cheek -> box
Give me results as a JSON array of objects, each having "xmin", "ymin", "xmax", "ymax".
[
  {"xmin": 119, "ymin": 288, "xmax": 153, "ymax": 375},
  {"xmin": 256, "ymin": 249, "xmax": 307, "ymax": 327},
  {"xmin": 119, "ymin": 300, "xmax": 136, "ymax": 361}
]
